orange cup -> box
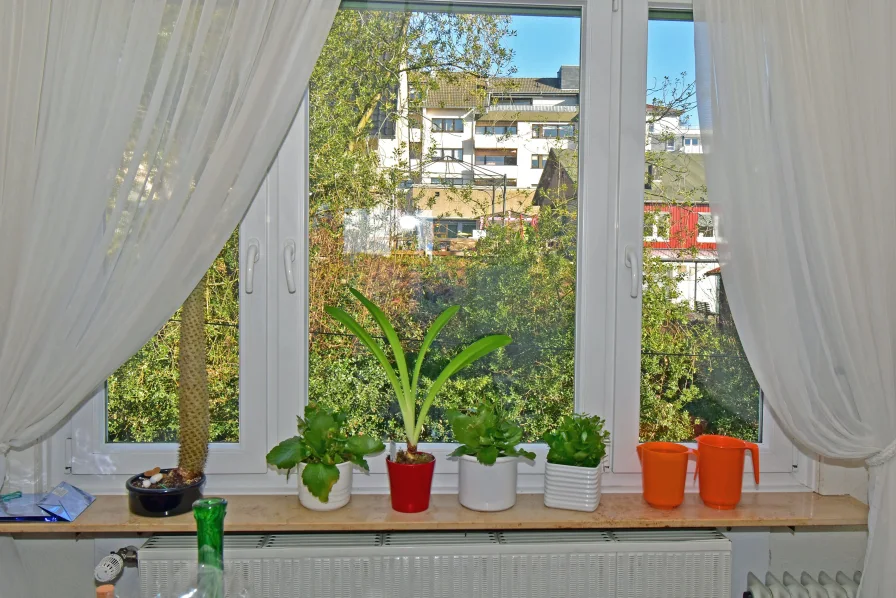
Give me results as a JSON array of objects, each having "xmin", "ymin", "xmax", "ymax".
[
  {"xmin": 637, "ymin": 442, "xmax": 694, "ymax": 509},
  {"xmin": 694, "ymin": 435, "xmax": 759, "ymax": 510}
]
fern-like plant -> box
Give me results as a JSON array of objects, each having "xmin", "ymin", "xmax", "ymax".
[{"xmin": 325, "ymin": 288, "xmax": 511, "ymax": 461}]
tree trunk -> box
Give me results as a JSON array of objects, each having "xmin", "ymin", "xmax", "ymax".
[{"xmin": 177, "ymin": 274, "xmax": 210, "ymax": 480}]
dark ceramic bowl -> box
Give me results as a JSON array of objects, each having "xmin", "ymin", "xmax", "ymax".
[{"xmin": 126, "ymin": 468, "xmax": 205, "ymax": 517}]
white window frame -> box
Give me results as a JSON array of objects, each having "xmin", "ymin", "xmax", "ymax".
[
  {"xmin": 644, "ymin": 210, "xmax": 671, "ymax": 242},
  {"xmin": 697, "ymin": 211, "xmax": 716, "ymax": 242},
  {"xmin": 54, "ymin": 0, "xmax": 811, "ymax": 495}
]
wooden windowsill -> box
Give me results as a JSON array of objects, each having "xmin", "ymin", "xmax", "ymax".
[{"xmin": 0, "ymin": 493, "xmax": 867, "ymax": 535}]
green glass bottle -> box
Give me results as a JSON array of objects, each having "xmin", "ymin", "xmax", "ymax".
[{"xmin": 192, "ymin": 497, "xmax": 227, "ymax": 597}]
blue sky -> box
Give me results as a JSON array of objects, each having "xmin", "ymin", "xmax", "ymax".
[{"xmin": 506, "ymin": 16, "xmax": 697, "ymax": 123}]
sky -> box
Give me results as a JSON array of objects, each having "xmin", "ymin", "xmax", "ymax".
[{"xmin": 506, "ymin": 16, "xmax": 697, "ymax": 124}]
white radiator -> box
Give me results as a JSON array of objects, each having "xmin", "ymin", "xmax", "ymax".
[
  {"xmin": 138, "ymin": 528, "xmax": 730, "ymax": 598},
  {"xmin": 746, "ymin": 570, "xmax": 862, "ymax": 598}
]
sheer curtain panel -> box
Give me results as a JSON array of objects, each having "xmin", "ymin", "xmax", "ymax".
[
  {"xmin": 0, "ymin": 0, "xmax": 336, "ymax": 592},
  {"xmin": 695, "ymin": 1, "xmax": 896, "ymax": 595}
]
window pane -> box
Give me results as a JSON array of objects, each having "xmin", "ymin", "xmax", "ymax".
[
  {"xmin": 106, "ymin": 231, "xmax": 240, "ymax": 443},
  {"xmin": 309, "ymin": 5, "xmax": 582, "ymax": 442},
  {"xmin": 641, "ymin": 17, "xmax": 760, "ymax": 442}
]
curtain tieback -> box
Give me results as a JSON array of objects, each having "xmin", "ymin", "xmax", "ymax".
[{"xmin": 867, "ymin": 438, "xmax": 896, "ymax": 468}]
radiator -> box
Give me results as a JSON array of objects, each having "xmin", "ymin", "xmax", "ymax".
[
  {"xmin": 137, "ymin": 528, "xmax": 731, "ymax": 598},
  {"xmin": 746, "ymin": 570, "xmax": 862, "ymax": 598}
]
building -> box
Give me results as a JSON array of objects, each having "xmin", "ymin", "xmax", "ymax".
[{"xmin": 359, "ymin": 65, "xmax": 704, "ymax": 259}]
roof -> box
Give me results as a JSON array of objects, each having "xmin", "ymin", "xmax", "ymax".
[
  {"xmin": 419, "ymin": 76, "xmax": 576, "ymax": 108},
  {"xmin": 645, "ymin": 153, "xmax": 707, "ymax": 204}
]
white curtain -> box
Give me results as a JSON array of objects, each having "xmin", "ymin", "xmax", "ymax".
[
  {"xmin": 695, "ymin": 1, "xmax": 896, "ymax": 595},
  {"xmin": 0, "ymin": 0, "xmax": 336, "ymax": 593}
]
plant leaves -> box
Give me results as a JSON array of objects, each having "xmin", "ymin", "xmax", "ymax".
[
  {"xmin": 346, "ymin": 435, "xmax": 385, "ymax": 457},
  {"xmin": 478, "ymin": 445, "xmax": 499, "ymax": 465},
  {"xmin": 302, "ymin": 462, "xmax": 341, "ymax": 502},
  {"xmin": 265, "ymin": 437, "xmax": 310, "ymax": 474}
]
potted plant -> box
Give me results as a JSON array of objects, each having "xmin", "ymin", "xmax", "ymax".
[
  {"xmin": 446, "ymin": 404, "xmax": 535, "ymax": 512},
  {"xmin": 326, "ymin": 287, "xmax": 511, "ymax": 513},
  {"xmin": 127, "ymin": 275, "xmax": 211, "ymax": 517},
  {"xmin": 266, "ymin": 403, "xmax": 384, "ymax": 511},
  {"xmin": 542, "ymin": 413, "xmax": 610, "ymax": 512}
]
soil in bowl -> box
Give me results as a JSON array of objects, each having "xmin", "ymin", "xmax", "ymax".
[{"xmin": 127, "ymin": 467, "xmax": 205, "ymax": 517}]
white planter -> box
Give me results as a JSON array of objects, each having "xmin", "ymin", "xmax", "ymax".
[
  {"xmin": 543, "ymin": 461, "xmax": 602, "ymax": 512},
  {"xmin": 298, "ymin": 461, "xmax": 353, "ymax": 511},
  {"xmin": 458, "ymin": 455, "xmax": 518, "ymax": 512}
]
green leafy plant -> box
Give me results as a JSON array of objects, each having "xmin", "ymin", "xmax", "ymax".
[
  {"xmin": 266, "ymin": 402, "xmax": 385, "ymax": 502},
  {"xmin": 325, "ymin": 287, "xmax": 511, "ymax": 462},
  {"xmin": 543, "ymin": 413, "xmax": 610, "ymax": 468},
  {"xmin": 446, "ymin": 404, "xmax": 536, "ymax": 465}
]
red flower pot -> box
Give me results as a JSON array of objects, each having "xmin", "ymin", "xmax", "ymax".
[{"xmin": 386, "ymin": 453, "xmax": 435, "ymax": 513}]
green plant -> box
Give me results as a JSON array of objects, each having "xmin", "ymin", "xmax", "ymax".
[
  {"xmin": 543, "ymin": 413, "xmax": 610, "ymax": 468},
  {"xmin": 325, "ymin": 287, "xmax": 511, "ymax": 461},
  {"xmin": 266, "ymin": 402, "xmax": 385, "ymax": 502},
  {"xmin": 446, "ymin": 404, "xmax": 536, "ymax": 465}
]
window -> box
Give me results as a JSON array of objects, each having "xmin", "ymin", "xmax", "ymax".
[
  {"xmin": 434, "ymin": 219, "xmax": 480, "ymax": 239},
  {"xmin": 475, "ymin": 123, "xmax": 518, "ymax": 135},
  {"xmin": 435, "ymin": 148, "xmax": 464, "ymax": 161},
  {"xmin": 610, "ymin": 10, "xmax": 794, "ymax": 478},
  {"xmin": 648, "ymin": 123, "xmax": 655, "ymax": 133},
  {"xmin": 643, "ymin": 210, "xmax": 670, "ymax": 241},
  {"xmin": 493, "ymin": 96, "xmax": 533, "ymax": 106},
  {"xmin": 697, "ymin": 212, "xmax": 715, "ymax": 242},
  {"xmin": 65, "ymin": 1, "xmax": 800, "ymax": 493},
  {"xmin": 475, "ymin": 150, "xmax": 517, "ymax": 166},
  {"xmin": 432, "ymin": 118, "xmax": 464, "ymax": 132},
  {"xmin": 430, "ymin": 177, "xmax": 465, "ymax": 186},
  {"xmin": 532, "ymin": 124, "xmax": 576, "ymax": 138}
]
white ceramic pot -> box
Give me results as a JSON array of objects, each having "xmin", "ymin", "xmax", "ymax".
[
  {"xmin": 458, "ymin": 455, "xmax": 518, "ymax": 512},
  {"xmin": 298, "ymin": 461, "xmax": 353, "ymax": 511},
  {"xmin": 543, "ymin": 461, "xmax": 602, "ymax": 512}
]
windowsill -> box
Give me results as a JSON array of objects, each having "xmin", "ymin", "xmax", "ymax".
[{"xmin": 0, "ymin": 492, "xmax": 867, "ymax": 535}]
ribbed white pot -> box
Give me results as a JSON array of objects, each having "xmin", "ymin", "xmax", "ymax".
[
  {"xmin": 458, "ymin": 455, "xmax": 518, "ymax": 512},
  {"xmin": 543, "ymin": 462, "xmax": 602, "ymax": 512},
  {"xmin": 298, "ymin": 461, "xmax": 353, "ymax": 511}
]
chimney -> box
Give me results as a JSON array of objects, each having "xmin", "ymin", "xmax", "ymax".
[{"xmin": 558, "ymin": 65, "xmax": 580, "ymax": 90}]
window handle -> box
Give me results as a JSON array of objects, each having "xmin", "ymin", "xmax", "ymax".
[
  {"xmin": 624, "ymin": 245, "xmax": 641, "ymax": 299},
  {"xmin": 244, "ymin": 239, "xmax": 260, "ymax": 294},
  {"xmin": 284, "ymin": 239, "xmax": 296, "ymax": 294}
]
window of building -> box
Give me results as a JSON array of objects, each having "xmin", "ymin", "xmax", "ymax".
[
  {"xmin": 665, "ymin": 138, "xmax": 675, "ymax": 151},
  {"xmin": 430, "ymin": 176, "xmax": 465, "ymax": 186},
  {"xmin": 648, "ymin": 123, "xmax": 655, "ymax": 133},
  {"xmin": 493, "ymin": 96, "xmax": 533, "ymax": 106},
  {"xmin": 475, "ymin": 123, "xmax": 518, "ymax": 135},
  {"xmin": 684, "ymin": 137, "xmax": 700, "ymax": 147},
  {"xmin": 643, "ymin": 210, "xmax": 671, "ymax": 241},
  {"xmin": 432, "ymin": 118, "xmax": 464, "ymax": 132},
  {"xmin": 435, "ymin": 148, "xmax": 464, "ymax": 161},
  {"xmin": 697, "ymin": 212, "xmax": 715, "ymax": 241},
  {"xmin": 531, "ymin": 154, "xmax": 549, "ymax": 169},
  {"xmin": 475, "ymin": 150, "xmax": 517, "ymax": 166},
  {"xmin": 532, "ymin": 124, "xmax": 576, "ymax": 138},
  {"xmin": 434, "ymin": 219, "xmax": 480, "ymax": 239}
]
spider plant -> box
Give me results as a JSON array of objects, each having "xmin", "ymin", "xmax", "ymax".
[{"xmin": 325, "ymin": 288, "xmax": 511, "ymax": 459}]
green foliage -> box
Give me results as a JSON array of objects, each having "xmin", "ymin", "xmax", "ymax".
[
  {"xmin": 446, "ymin": 404, "xmax": 536, "ymax": 465},
  {"xmin": 265, "ymin": 402, "xmax": 385, "ymax": 502},
  {"xmin": 544, "ymin": 414, "xmax": 610, "ymax": 468},
  {"xmin": 325, "ymin": 287, "xmax": 511, "ymax": 450}
]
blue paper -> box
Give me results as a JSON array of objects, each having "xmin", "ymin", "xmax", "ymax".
[
  {"xmin": 37, "ymin": 482, "xmax": 95, "ymax": 522},
  {"xmin": 0, "ymin": 493, "xmax": 59, "ymax": 522}
]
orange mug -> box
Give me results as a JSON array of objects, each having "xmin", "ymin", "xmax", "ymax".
[
  {"xmin": 694, "ymin": 435, "xmax": 759, "ymax": 510},
  {"xmin": 637, "ymin": 442, "xmax": 695, "ymax": 509}
]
